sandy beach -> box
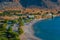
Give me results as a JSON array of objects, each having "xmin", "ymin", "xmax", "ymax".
[{"xmin": 20, "ymin": 19, "xmax": 43, "ymax": 40}]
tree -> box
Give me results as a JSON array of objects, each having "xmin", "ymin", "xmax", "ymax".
[
  {"xmin": 18, "ymin": 28, "xmax": 23, "ymax": 35},
  {"xmin": 2, "ymin": 23, "xmax": 7, "ymax": 31},
  {"xmin": 4, "ymin": 19, "xmax": 9, "ymax": 23},
  {"xmin": 12, "ymin": 20, "xmax": 18, "ymax": 24},
  {"xmin": 0, "ymin": 20, "xmax": 21, "ymax": 40},
  {"xmin": 18, "ymin": 17, "xmax": 24, "ymax": 26},
  {"xmin": 14, "ymin": 37, "xmax": 20, "ymax": 40},
  {"xmin": 37, "ymin": 12, "xmax": 41, "ymax": 15},
  {"xmin": 0, "ymin": 37, "xmax": 8, "ymax": 40},
  {"xmin": 15, "ymin": 20, "xmax": 19, "ymax": 23},
  {"xmin": 3, "ymin": 11, "xmax": 10, "ymax": 16},
  {"xmin": 7, "ymin": 26, "xmax": 12, "ymax": 33}
]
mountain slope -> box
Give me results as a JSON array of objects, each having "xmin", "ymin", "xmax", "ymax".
[
  {"xmin": 0, "ymin": 0, "xmax": 60, "ymax": 10},
  {"xmin": 20, "ymin": 0, "xmax": 60, "ymax": 9},
  {"xmin": 20, "ymin": 0, "xmax": 47, "ymax": 8}
]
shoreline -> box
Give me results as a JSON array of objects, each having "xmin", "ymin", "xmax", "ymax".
[
  {"xmin": 20, "ymin": 16, "xmax": 58, "ymax": 40},
  {"xmin": 20, "ymin": 19, "xmax": 44, "ymax": 40}
]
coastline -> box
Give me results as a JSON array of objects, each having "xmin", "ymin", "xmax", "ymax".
[
  {"xmin": 20, "ymin": 16, "xmax": 58, "ymax": 40},
  {"xmin": 20, "ymin": 18, "xmax": 44, "ymax": 40}
]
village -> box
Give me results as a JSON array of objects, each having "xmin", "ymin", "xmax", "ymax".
[{"xmin": 0, "ymin": 0, "xmax": 60, "ymax": 40}]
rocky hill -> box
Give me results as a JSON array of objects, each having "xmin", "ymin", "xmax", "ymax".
[
  {"xmin": 20, "ymin": 0, "xmax": 60, "ymax": 9},
  {"xmin": 0, "ymin": 0, "xmax": 60, "ymax": 10},
  {"xmin": 0, "ymin": 0, "xmax": 23, "ymax": 10}
]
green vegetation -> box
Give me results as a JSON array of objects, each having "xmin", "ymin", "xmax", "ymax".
[
  {"xmin": 0, "ymin": 18, "xmax": 24, "ymax": 40},
  {"xmin": 8, "ymin": 10, "xmax": 21, "ymax": 13},
  {"xmin": 0, "ymin": 10, "xmax": 58, "ymax": 40},
  {"xmin": 0, "ymin": 24, "xmax": 20, "ymax": 40},
  {"xmin": 3, "ymin": 11, "xmax": 10, "ymax": 16},
  {"xmin": 18, "ymin": 28, "xmax": 24, "ymax": 35},
  {"xmin": 18, "ymin": 17, "xmax": 24, "ymax": 26},
  {"xmin": 25, "ymin": 18, "xmax": 33, "ymax": 23}
]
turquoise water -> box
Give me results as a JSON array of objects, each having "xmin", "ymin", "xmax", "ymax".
[{"xmin": 33, "ymin": 16, "xmax": 60, "ymax": 40}]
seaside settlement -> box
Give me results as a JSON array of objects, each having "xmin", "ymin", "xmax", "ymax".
[
  {"xmin": 0, "ymin": 0, "xmax": 60, "ymax": 40},
  {"xmin": 0, "ymin": 8, "xmax": 60, "ymax": 40}
]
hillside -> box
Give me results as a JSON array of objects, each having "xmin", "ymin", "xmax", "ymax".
[
  {"xmin": 20, "ymin": 0, "xmax": 60, "ymax": 9},
  {"xmin": 0, "ymin": 0, "xmax": 60, "ymax": 10},
  {"xmin": 0, "ymin": 0, "xmax": 23, "ymax": 10}
]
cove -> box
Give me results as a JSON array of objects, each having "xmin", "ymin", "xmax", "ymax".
[{"xmin": 33, "ymin": 16, "xmax": 60, "ymax": 40}]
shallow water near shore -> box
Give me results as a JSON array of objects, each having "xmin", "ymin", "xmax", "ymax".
[{"xmin": 33, "ymin": 16, "xmax": 60, "ymax": 40}]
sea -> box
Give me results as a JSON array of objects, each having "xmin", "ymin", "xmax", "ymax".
[{"xmin": 33, "ymin": 16, "xmax": 60, "ymax": 40}]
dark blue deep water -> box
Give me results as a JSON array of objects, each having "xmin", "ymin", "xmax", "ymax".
[{"xmin": 33, "ymin": 16, "xmax": 60, "ymax": 40}]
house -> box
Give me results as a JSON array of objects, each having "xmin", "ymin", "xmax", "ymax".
[{"xmin": 27, "ymin": 15, "xmax": 34, "ymax": 19}]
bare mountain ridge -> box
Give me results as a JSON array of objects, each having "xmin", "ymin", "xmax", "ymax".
[{"xmin": 0, "ymin": 0, "xmax": 60, "ymax": 10}]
